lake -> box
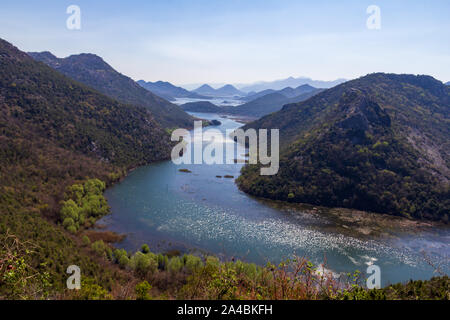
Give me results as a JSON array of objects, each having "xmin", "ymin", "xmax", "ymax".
[{"xmin": 99, "ymin": 112, "xmax": 449, "ymax": 287}]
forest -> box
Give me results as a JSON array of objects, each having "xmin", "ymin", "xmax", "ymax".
[
  {"xmin": 239, "ymin": 74, "xmax": 450, "ymax": 221},
  {"xmin": 0, "ymin": 38, "xmax": 448, "ymax": 300}
]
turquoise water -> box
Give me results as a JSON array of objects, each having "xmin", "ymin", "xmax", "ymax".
[{"xmin": 100, "ymin": 112, "xmax": 449, "ymax": 286}]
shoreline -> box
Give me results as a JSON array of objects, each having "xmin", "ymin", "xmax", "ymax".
[{"xmin": 254, "ymin": 197, "xmax": 445, "ymax": 240}]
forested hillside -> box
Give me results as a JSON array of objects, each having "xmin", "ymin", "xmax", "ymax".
[
  {"xmin": 238, "ymin": 73, "xmax": 450, "ymax": 221},
  {"xmin": 28, "ymin": 51, "xmax": 194, "ymax": 129},
  {"xmin": 0, "ymin": 38, "xmax": 173, "ymax": 297}
]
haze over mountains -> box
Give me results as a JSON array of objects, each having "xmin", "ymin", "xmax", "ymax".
[
  {"xmin": 180, "ymin": 76, "xmax": 346, "ymax": 92},
  {"xmin": 181, "ymin": 84, "xmax": 323, "ymax": 118},
  {"xmin": 238, "ymin": 76, "xmax": 346, "ymax": 92},
  {"xmin": 25, "ymin": 51, "xmax": 350, "ymax": 124},
  {"xmin": 241, "ymin": 84, "xmax": 318, "ymax": 101},
  {"xmin": 193, "ymin": 84, "xmax": 245, "ymax": 97},
  {"xmin": 28, "ymin": 51, "xmax": 194, "ymax": 129},
  {"xmin": 137, "ymin": 80, "xmax": 209, "ymax": 101},
  {"xmin": 238, "ymin": 73, "xmax": 450, "ymax": 221},
  {"xmin": 226, "ymin": 85, "xmax": 323, "ymax": 117}
]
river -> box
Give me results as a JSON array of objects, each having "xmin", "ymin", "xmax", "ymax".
[{"xmin": 99, "ymin": 112, "xmax": 449, "ymax": 287}]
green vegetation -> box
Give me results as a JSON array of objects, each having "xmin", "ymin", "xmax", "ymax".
[
  {"xmin": 0, "ymin": 213, "xmax": 132, "ymax": 299},
  {"xmin": 239, "ymin": 74, "xmax": 450, "ymax": 221},
  {"xmin": 28, "ymin": 51, "xmax": 194, "ymax": 129},
  {"xmin": 60, "ymin": 179, "xmax": 109, "ymax": 233},
  {"xmin": 135, "ymin": 281, "xmax": 152, "ymax": 300},
  {"xmin": 75, "ymin": 240, "xmax": 450, "ymax": 300},
  {"xmin": 0, "ymin": 39, "xmax": 447, "ymax": 300},
  {"xmin": 0, "ymin": 38, "xmax": 169, "ymax": 299}
]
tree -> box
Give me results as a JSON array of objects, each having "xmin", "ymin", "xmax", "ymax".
[
  {"xmin": 135, "ymin": 281, "xmax": 152, "ymax": 300},
  {"xmin": 141, "ymin": 244, "xmax": 150, "ymax": 254}
]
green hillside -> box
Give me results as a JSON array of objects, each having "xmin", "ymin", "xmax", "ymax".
[
  {"xmin": 238, "ymin": 73, "xmax": 450, "ymax": 221},
  {"xmin": 28, "ymin": 51, "xmax": 194, "ymax": 129},
  {"xmin": 0, "ymin": 38, "xmax": 174, "ymax": 297}
]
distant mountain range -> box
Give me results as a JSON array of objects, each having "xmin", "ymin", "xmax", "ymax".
[
  {"xmin": 227, "ymin": 85, "xmax": 323, "ymax": 117},
  {"xmin": 193, "ymin": 84, "xmax": 245, "ymax": 97},
  {"xmin": 238, "ymin": 76, "xmax": 346, "ymax": 92},
  {"xmin": 28, "ymin": 51, "xmax": 194, "ymax": 129},
  {"xmin": 238, "ymin": 73, "xmax": 450, "ymax": 221},
  {"xmin": 240, "ymin": 84, "xmax": 318, "ymax": 102},
  {"xmin": 446, "ymin": 81, "xmax": 450, "ymax": 85},
  {"xmin": 181, "ymin": 84, "xmax": 323, "ymax": 118},
  {"xmin": 179, "ymin": 76, "xmax": 346, "ymax": 94},
  {"xmin": 137, "ymin": 80, "xmax": 210, "ymax": 101}
]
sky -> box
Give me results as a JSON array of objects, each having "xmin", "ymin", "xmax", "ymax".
[{"xmin": 1, "ymin": 0, "xmax": 449, "ymax": 86}]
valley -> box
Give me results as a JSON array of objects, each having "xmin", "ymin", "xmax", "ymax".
[{"xmin": 0, "ymin": 36, "xmax": 448, "ymax": 300}]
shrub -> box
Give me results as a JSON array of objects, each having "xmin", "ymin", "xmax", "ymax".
[
  {"xmin": 141, "ymin": 244, "xmax": 150, "ymax": 254},
  {"xmin": 135, "ymin": 281, "xmax": 152, "ymax": 300},
  {"xmin": 91, "ymin": 240, "xmax": 107, "ymax": 257},
  {"xmin": 81, "ymin": 235, "xmax": 91, "ymax": 246},
  {"xmin": 59, "ymin": 179, "xmax": 110, "ymax": 232},
  {"xmin": 167, "ymin": 257, "xmax": 184, "ymax": 274},
  {"xmin": 66, "ymin": 225, "xmax": 77, "ymax": 234},
  {"xmin": 130, "ymin": 252, "xmax": 157, "ymax": 276},
  {"xmin": 184, "ymin": 255, "xmax": 203, "ymax": 272},
  {"xmin": 62, "ymin": 218, "xmax": 75, "ymax": 229},
  {"xmin": 118, "ymin": 255, "xmax": 130, "ymax": 269},
  {"xmin": 157, "ymin": 253, "xmax": 168, "ymax": 270},
  {"xmin": 73, "ymin": 278, "xmax": 112, "ymax": 300}
]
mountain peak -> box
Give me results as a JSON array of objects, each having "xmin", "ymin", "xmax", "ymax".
[
  {"xmin": 28, "ymin": 51, "xmax": 57, "ymax": 60},
  {"xmin": 138, "ymin": 80, "xmax": 211, "ymax": 101},
  {"xmin": 192, "ymin": 83, "xmax": 244, "ymax": 97},
  {"xmin": 0, "ymin": 38, "xmax": 31, "ymax": 61},
  {"xmin": 64, "ymin": 53, "xmax": 111, "ymax": 70},
  {"xmin": 28, "ymin": 49, "xmax": 194, "ymax": 128},
  {"xmin": 197, "ymin": 84, "xmax": 214, "ymax": 90},
  {"xmin": 220, "ymin": 84, "xmax": 237, "ymax": 89}
]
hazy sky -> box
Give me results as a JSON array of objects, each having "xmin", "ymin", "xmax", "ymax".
[{"xmin": 1, "ymin": 0, "xmax": 449, "ymax": 85}]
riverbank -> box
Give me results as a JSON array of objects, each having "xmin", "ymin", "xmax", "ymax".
[{"xmin": 256, "ymin": 199, "xmax": 442, "ymax": 239}]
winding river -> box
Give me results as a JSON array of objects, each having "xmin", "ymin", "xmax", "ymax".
[{"xmin": 99, "ymin": 112, "xmax": 449, "ymax": 287}]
